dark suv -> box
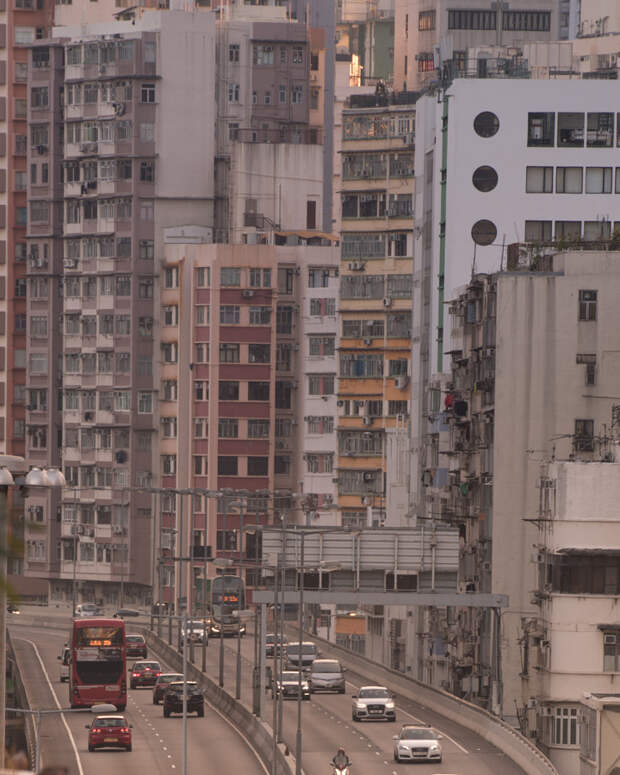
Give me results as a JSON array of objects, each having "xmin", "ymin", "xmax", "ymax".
[{"xmin": 163, "ymin": 681, "xmax": 204, "ymax": 717}]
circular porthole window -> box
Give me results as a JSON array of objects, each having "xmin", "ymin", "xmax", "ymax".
[
  {"xmin": 472, "ymin": 165, "xmax": 498, "ymax": 192},
  {"xmin": 471, "ymin": 219, "xmax": 497, "ymax": 246},
  {"xmin": 473, "ymin": 111, "xmax": 500, "ymax": 138}
]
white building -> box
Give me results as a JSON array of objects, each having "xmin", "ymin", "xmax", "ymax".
[
  {"xmin": 536, "ymin": 459, "xmax": 620, "ymax": 775},
  {"xmin": 411, "ymin": 76, "xmax": 620, "ymax": 533}
]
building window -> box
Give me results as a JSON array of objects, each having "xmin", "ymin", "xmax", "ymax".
[
  {"xmin": 219, "ymin": 381, "xmax": 239, "ymax": 401},
  {"xmin": 264, "ymin": 91, "xmax": 271, "ymax": 105},
  {"xmin": 276, "ymin": 306, "xmax": 293, "ymax": 334},
  {"xmin": 310, "ymin": 298, "xmax": 336, "ymax": 316},
  {"xmin": 229, "ymin": 44, "xmax": 240, "ymax": 63},
  {"xmin": 306, "ymin": 453, "xmax": 333, "ymax": 474},
  {"xmin": 417, "ymin": 53, "xmax": 434, "ymax": 73},
  {"xmin": 141, "ymin": 83, "xmax": 156, "ymax": 103},
  {"xmin": 554, "ymin": 221, "xmax": 580, "ymax": 240},
  {"xmin": 221, "ymin": 267, "xmax": 241, "ymax": 286},
  {"xmin": 578, "ymin": 290, "xmax": 597, "ymax": 321},
  {"xmin": 585, "ymin": 167, "xmax": 612, "ymax": 194},
  {"xmin": 218, "ymin": 456, "xmax": 238, "ymax": 476},
  {"xmin": 246, "ymin": 306, "xmax": 270, "ymax": 326},
  {"xmin": 309, "ymin": 336, "xmax": 335, "ymax": 356},
  {"xmin": 308, "ymin": 268, "xmax": 330, "ymax": 288},
  {"xmin": 31, "ymin": 87, "xmax": 48, "ymax": 108},
  {"xmin": 249, "ymin": 344, "xmax": 270, "ymax": 363},
  {"xmin": 584, "ymin": 221, "xmax": 611, "ymax": 240},
  {"xmin": 140, "ymin": 161, "xmax": 155, "ymax": 182},
  {"xmin": 220, "ymin": 343, "xmax": 240, "ymax": 363},
  {"xmin": 248, "ymin": 420, "xmax": 269, "ymax": 438},
  {"xmin": 525, "ymin": 220, "xmax": 552, "ymax": 242},
  {"xmin": 248, "ymin": 457, "xmax": 268, "ymax": 476},
  {"xmin": 551, "ymin": 707, "xmax": 579, "ymax": 745},
  {"xmin": 340, "ymin": 354, "xmax": 383, "ymax": 378},
  {"xmin": 253, "ymin": 45, "xmax": 274, "ymax": 65},
  {"xmin": 162, "ymin": 455, "xmax": 176, "ymax": 475},
  {"xmin": 558, "ymin": 113, "xmax": 584, "ymax": 147},
  {"xmin": 502, "ymin": 11, "xmax": 550, "ymax": 31},
  {"xmin": 418, "ymin": 10, "xmax": 435, "ymax": 30},
  {"xmin": 388, "ymin": 400, "xmax": 409, "ymax": 416},
  {"xmin": 138, "ymin": 392, "xmax": 153, "ymax": 414},
  {"xmin": 279, "ymin": 85, "xmax": 287, "ymax": 104},
  {"xmin": 292, "ymin": 46, "xmax": 303, "ymax": 64},
  {"xmin": 308, "ymin": 374, "xmax": 335, "ymax": 395},
  {"xmin": 527, "ymin": 112, "xmax": 555, "ymax": 147},
  {"xmin": 220, "ymin": 306, "xmax": 240, "ymax": 325},
  {"xmin": 525, "ymin": 166, "xmax": 552, "ymax": 193},
  {"xmin": 472, "ymin": 165, "xmax": 498, "ymax": 193},
  {"xmin": 196, "ymin": 306, "xmax": 209, "ymax": 325},
  {"xmin": 587, "ymin": 112, "xmax": 613, "ymax": 147},
  {"xmin": 248, "ymin": 381, "xmax": 269, "ymax": 401},
  {"xmin": 471, "ymin": 219, "xmax": 497, "ymax": 246},
  {"xmin": 194, "ymin": 381, "xmax": 208, "ymax": 401},
  {"xmin": 604, "ymin": 632, "xmax": 620, "ymax": 672},
  {"xmin": 448, "ymin": 9, "xmax": 496, "ymax": 29},
  {"xmin": 218, "ymin": 419, "xmax": 238, "ymax": 438},
  {"xmin": 574, "ymin": 419, "xmax": 594, "ymax": 451},
  {"xmin": 291, "ymin": 86, "xmax": 304, "ymax": 104}
]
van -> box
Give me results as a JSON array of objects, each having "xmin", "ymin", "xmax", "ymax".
[
  {"xmin": 309, "ymin": 658, "xmax": 346, "ymax": 694},
  {"xmin": 58, "ymin": 646, "xmax": 71, "ymax": 682},
  {"xmin": 286, "ymin": 641, "xmax": 319, "ymax": 670}
]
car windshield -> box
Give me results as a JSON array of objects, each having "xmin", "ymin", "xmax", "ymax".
[
  {"xmin": 94, "ymin": 717, "xmax": 126, "ymax": 728},
  {"xmin": 126, "ymin": 636, "xmax": 143, "ymax": 643},
  {"xmin": 313, "ymin": 662, "xmax": 340, "ymax": 673},
  {"xmin": 281, "ymin": 672, "xmax": 303, "ymax": 681},
  {"xmin": 136, "ymin": 662, "xmax": 160, "ymax": 670},
  {"xmin": 158, "ymin": 674, "xmax": 182, "ymax": 683},
  {"xmin": 400, "ymin": 728, "xmax": 439, "ymax": 741},
  {"xmin": 170, "ymin": 682, "xmax": 198, "ymax": 692},
  {"xmin": 359, "ymin": 688, "xmax": 389, "ymax": 698},
  {"xmin": 289, "ymin": 644, "xmax": 315, "ymax": 654}
]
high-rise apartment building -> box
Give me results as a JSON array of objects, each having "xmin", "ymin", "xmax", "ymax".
[
  {"xmin": 408, "ymin": 75, "xmax": 620, "ymax": 725},
  {"xmin": 23, "ymin": 11, "xmax": 216, "ymax": 604},
  {"xmin": 156, "ymin": 236, "xmax": 339, "ymax": 610},
  {"xmin": 335, "ymin": 89, "xmax": 415, "ymax": 531},
  {"xmin": 393, "ymin": 0, "xmax": 556, "ymax": 91}
]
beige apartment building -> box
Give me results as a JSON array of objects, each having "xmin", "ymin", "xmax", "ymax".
[
  {"xmin": 414, "ymin": 248, "xmax": 620, "ymax": 745},
  {"xmin": 335, "ymin": 88, "xmax": 414, "ymax": 538},
  {"xmin": 393, "ymin": 0, "xmax": 557, "ymax": 90}
]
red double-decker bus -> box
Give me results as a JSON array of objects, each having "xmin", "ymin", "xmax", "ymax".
[{"xmin": 70, "ymin": 618, "xmax": 127, "ymax": 711}]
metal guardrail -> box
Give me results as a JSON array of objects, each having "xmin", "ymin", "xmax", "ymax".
[{"xmin": 289, "ymin": 627, "xmax": 558, "ymax": 775}]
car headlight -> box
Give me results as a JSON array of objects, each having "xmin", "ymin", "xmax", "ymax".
[
  {"xmin": 398, "ymin": 744, "xmax": 408, "ymax": 750},
  {"xmin": 429, "ymin": 744, "xmax": 440, "ymax": 752},
  {"xmin": 355, "ymin": 702, "xmax": 365, "ymax": 709},
  {"xmin": 385, "ymin": 701, "xmax": 395, "ymax": 708}
]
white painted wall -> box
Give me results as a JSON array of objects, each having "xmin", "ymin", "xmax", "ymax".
[{"xmin": 414, "ymin": 78, "xmax": 620, "ymax": 374}]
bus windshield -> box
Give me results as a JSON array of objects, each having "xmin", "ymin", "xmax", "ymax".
[{"xmin": 75, "ymin": 626, "xmax": 123, "ymax": 647}]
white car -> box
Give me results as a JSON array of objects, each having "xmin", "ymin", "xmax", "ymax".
[
  {"xmin": 352, "ymin": 685, "xmax": 396, "ymax": 721},
  {"xmin": 75, "ymin": 603, "xmax": 100, "ymax": 618},
  {"xmin": 58, "ymin": 646, "xmax": 71, "ymax": 682},
  {"xmin": 393, "ymin": 724, "xmax": 442, "ymax": 763}
]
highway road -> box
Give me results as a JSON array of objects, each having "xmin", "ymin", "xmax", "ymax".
[
  {"xmin": 11, "ymin": 616, "xmax": 526, "ymax": 775},
  {"xmin": 212, "ymin": 629, "xmax": 525, "ymax": 775},
  {"xmin": 9, "ymin": 623, "xmax": 268, "ymax": 775}
]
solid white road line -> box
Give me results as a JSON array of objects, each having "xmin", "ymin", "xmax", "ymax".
[
  {"xmin": 17, "ymin": 637, "xmax": 85, "ymax": 775},
  {"xmin": 345, "ymin": 677, "xmax": 469, "ymax": 755}
]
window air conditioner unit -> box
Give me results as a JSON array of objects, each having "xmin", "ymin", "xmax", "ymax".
[
  {"xmin": 84, "ymin": 411, "xmax": 94, "ymax": 421},
  {"xmin": 383, "ymin": 297, "xmax": 392, "ymax": 307},
  {"xmin": 348, "ymin": 261, "xmax": 365, "ymax": 271},
  {"xmin": 362, "ymin": 416, "xmax": 372, "ymax": 426},
  {"xmin": 64, "ymin": 258, "xmax": 78, "ymax": 269},
  {"xmin": 241, "ymin": 289, "xmax": 255, "ymax": 298},
  {"xmin": 604, "ymin": 634, "xmax": 617, "ymax": 646},
  {"xmin": 363, "ymin": 472, "xmax": 375, "ymax": 482},
  {"xmin": 395, "ymin": 376, "xmax": 409, "ymax": 389},
  {"xmin": 363, "ymin": 338, "xmax": 372, "ymax": 346}
]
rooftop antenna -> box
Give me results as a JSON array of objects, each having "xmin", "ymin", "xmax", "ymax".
[{"xmin": 471, "ymin": 243, "xmax": 477, "ymax": 279}]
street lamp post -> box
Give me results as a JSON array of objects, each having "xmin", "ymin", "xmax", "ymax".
[
  {"xmin": 296, "ymin": 532, "xmax": 305, "ymax": 775},
  {"xmin": 0, "ymin": 464, "xmax": 66, "ymax": 769}
]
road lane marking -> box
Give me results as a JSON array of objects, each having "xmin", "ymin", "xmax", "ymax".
[
  {"xmin": 16, "ymin": 637, "xmax": 84, "ymax": 775},
  {"xmin": 345, "ymin": 677, "xmax": 468, "ymax": 754}
]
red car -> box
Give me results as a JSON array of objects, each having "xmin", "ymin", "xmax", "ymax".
[
  {"xmin": 86, "ymin": 714, "xmax": 132, "ymax": 752},
  {"xmin": 126, "ymin": 634, "xmax": 147, "ymax": 658},
  {"xmin": 130, "ymin": 660, "xmax": 161, "ymax": 689}
]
